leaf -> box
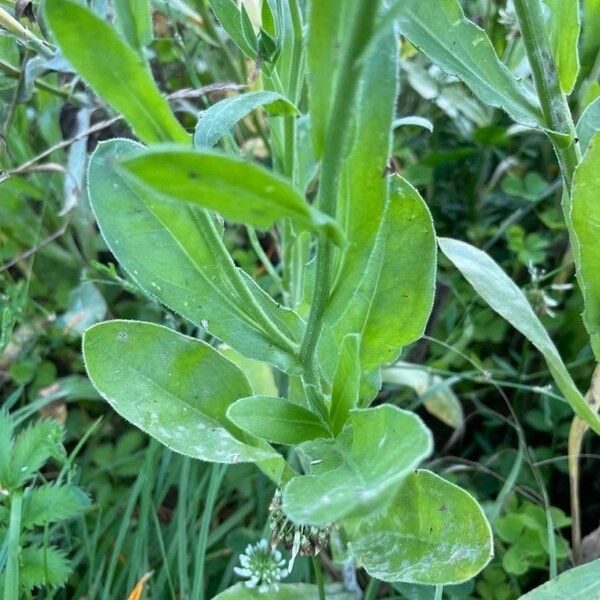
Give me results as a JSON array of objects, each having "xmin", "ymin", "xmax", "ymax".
[
  {"xmin": 347, "ymin": 470, "xmax": 493, "ymax": 584},
  {"xmin": 21, "ymin": 484, "xmax": 90, "ymax": 528},
  {"xmin": 45, "ymin": 0, "xmax": 188, "ymax": 144},
  {"xmin": 282, "ymin": 405, "xmax": 432, "ymax": 525},
  {"xmin": 330, "ymin": 334, "xmax": 361, "ymax": 436},
  {"xmin": 386, "ymin": 0, "xmax": 544, "ymax": 127},
  {"xmin": 88, "ymin": 138, "xmax": 303, "ymax": 373},
  {"xmin": 383, "ymin": 362, "xmax": 464, "ymax": 430},
  {"xmin": 572, "ymin": 132, "xmax": 600, "ymax": 359},
  {"xmin": 360, "ymin": 177, "xmax": 437, "ymax": 372},
  {"xmin": 393, "ymin": 116, "xmax": 434, "ymax": 132},
  {"xmin": 439, "ymin": 237, "xmax": 600, "ymax": 436},
  {"xmin": 576, "ymin": 97, "xmax": 600, "ymax": 154},
  {"xmin": 227, "ymin": 396, "xmax": 331, "ymax": 445},
  {"xmin": 519, "ymin": 558, "xmax": 600, "ymax": 599},
  {"xmin": 56, "ymin": 281, "xmax": 107, "ymax": 336},
  {"xmin": 544, "ymin": 0, "xmax": 580, "ymax": 94},
  {"xmin": 20, "ymin": 545, "xmax": 72, "ymax": 590},
  {"xmin": 208, "ymin": 0, "xmax": 258, "ymax": 59},
  {"xmin": 194, "ymin": 91, "xmax": 298, "ymax": 148},
  {"xmin": 218, "ymin": 346, "xmax": 278, "ymax": 396},
  {"xmin": 113, "ymin": 0, "xmax": 152, "ymax": 50},
  {"xmin": 119, "ymin": 146, "xmax": 343, "ymax": 243},
  {"xmin": 213, "ymin": 583, "xmax": 357, "ymax": 599},
  {"xmin": 0, "ymin": 411, "xmax": 12, "ymax": 480},
  {"xmin": 582, "ymin": 0, "xmax": 600, "ymax": 72},
  {"xmin": 82, "ymin": 320, "xmax": 281, "ymax": 466}
]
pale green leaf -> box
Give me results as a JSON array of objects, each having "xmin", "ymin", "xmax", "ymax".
[
  {"xmin": 88, "ymin": 138, "xmax": 303, "ymax": 373},
  {"xmin": 282, "ymin": 405, "xmax": 432, "ymax": 525},
  {"xmin": 113, "ymin": 0, "xmax": 152, "ymax": 50},
  {"xmin": 544, "ymin": 0, "xmax": 580, "ymax": 94},
  {"xmin": 20, "ymin": 545, "xmax": 72, "ymax": 590},
  {"xmin": 45, "ymin": 0, "xmax": 188, "ymax": 144},
  {"xmin": 330, "ymin": 334, "xmax": 361, "ymax": 436},
  {"xmin": 347, "ymin": 470, "xmax": 493, "ymax": 584},
  {"xmin": 195, "ymin": 91, "xmax": 298, "ymax": 148},
  {"xmin": 520, "ymin": 558, "xmax": 600, "ymax": 599},
  {"xmin": 576, "ymin": 97, "xmax": 600, "ymax": 154},
  {"xmin": 439, "ymin": 237, "xmax": 600, "ymax": 435},
  {"xmin": 209, "ymin": 0, "xmax": 258, "ymax": 59},
  {"xmin": 213, "ymin": 583, "xmax": 357, "ymax": 599},
  {"xmin": 82, "ymin": 320, "xmax": 281, "ymax": 466},
  {"xmin": 218, "ymin": 346, "xmax": 278, "ymax": 396},
  {"xmin": 360, "ymin": 177, "xmax": 437, "ymax": 372},
  {"xmin": 21, "ymin": 484, "xmax": 90, "ymax": 528},
  {"xmin": 387, "ymin": 0, "xmax": 543, "ymax": 127},
  {"xmin": 572, "ymin": 131, "xmax": 600, "ymax": 359},
  {"xmin": 227, "ymin": 396, "xmax": 331, "ymax": 445},
  {"xmin": 581, "ymin": 0, "xmax": 600, "ymax": 73},
  {"xmin": 383, "ymin": 362, "xmax": 464, "ymax": 430},
  {"xmin": 119, "ymin": 146, "xmax": 343, "ymax": 243}
]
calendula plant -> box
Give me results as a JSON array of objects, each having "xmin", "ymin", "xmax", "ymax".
[{"xmin": 36, "ymin": 0, "xmax": 599, "ymax": 597}]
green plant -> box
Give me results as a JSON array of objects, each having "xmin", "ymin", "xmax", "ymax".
[
  {"xmin": 0, "ymin": 412, "xmax": 90, "ymax": 598},
  {"xmin": 39, "ymin": 0, "xmax": 500, "ymax": 595}
]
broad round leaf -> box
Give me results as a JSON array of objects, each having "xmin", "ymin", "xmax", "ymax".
[{"xmin": 347, "ymin": 470, "xmax": 493, "ymax": 584}]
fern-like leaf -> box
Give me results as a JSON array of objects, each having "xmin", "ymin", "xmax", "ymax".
[
  {"xmin": 19, "ymin": 545, "xmax": 72, "ymax": 591},
  {"xmin": 21, "ymin": 484, "xmax": 90, "ymax": 529}
]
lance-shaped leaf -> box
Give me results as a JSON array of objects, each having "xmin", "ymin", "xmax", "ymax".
[
  {"xmin": 360, "ymin": 177, "xmax": 437, "ymax": 372},
  {"xmin": 282, "ymin": 405, "xmax": 432, "ymax": 525},
  {"xmin": 439, "ymin": 237, "xmax": 600, "ymax": 436},
  {"xmin": 113, "ymin": 0, "xmax": 153, "ymax": 51},
  {"xmin": 45, "ymin": 0, "xmax": 188, "ymax": 144},
  {"xmin": 88, "ymin": 139, "xmax": 303, "ymax": 373},
  {"xmin": 330, "ymin": 334, "xmax": 361, "ymax": 436},
  {"xmin": 572, "ymin": 132, "xmax": 600, "ymax": 360},
  {"xmin": 209, "ymin": 0, "xmax": 258, "ymax": 60},
  {"xmin": 520, "ymin": 558, "xmax": 600, "ymax": 599},
  {"xmin": 213, "ymin": 583, "xmax": 357, "ymax": 600},
  {"xmin": 227, "ymin": 396, "xmax": 331, "ymax": 445},
  {"xmin": 195, "ymin": 91, "xmax": 298, "ymax": 148},
  {"xmin": 347, "ymin": 470, "xmax": 493, "ymax": 584},
  {"xmin": 544, "ymin": 0, "xmax": 580, "ymax": 94},
  {"xmin": 83, "ymin": 320, "xmax": 281, "ymax": 467},
  {"xmin": 119, "ymin": 146, "xmax": 342, "ymax": 243},
  {"xmin": 576, "ymin": 97, "xmax": 600, "ymax": 154},
  {"xmin": 386, "ymin": 0, "xmax": 543, "ymax": 127}
]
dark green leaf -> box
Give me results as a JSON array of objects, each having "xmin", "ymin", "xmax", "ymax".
[
  {"xmin": 20, "ymin": 545, "xmax": 72, "ymax": 590},
  {"xmin": 21, "ymin": 484, "xmax": 90, "ymax": 528}
]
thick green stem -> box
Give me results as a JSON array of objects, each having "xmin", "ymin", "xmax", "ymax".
[
  {"xmin": 513, "ymin": 0, "xmax": 581, "ymax": 190},
  {"xmin": 5, "ymin": 490, "xmax": 23, "ymax": 600},
  {"xmin": 311, "ymin": 556, "xmax": 326, "ymax": 600},
  {"xmin": 299, "ymin": 1, "xmax": 381, "ymax": 375}
]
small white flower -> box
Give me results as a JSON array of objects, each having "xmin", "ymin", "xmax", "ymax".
[{"xmin": 234, "ymin": 539, "xmax": 288, "ymax": 594}]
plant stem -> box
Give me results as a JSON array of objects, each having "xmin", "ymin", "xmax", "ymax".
[
  {"xmin": 5, "ymin": 490, "xmax": 23, "ymax": 600},
  {"xmin": 311, "ymin": 555, "xmax": 326, "ymax": 600},
  {"xmin": 364, "ymin": 578, "xmax": 381, "ymax": 600},
  {"xmin": 299, "ymin": 0, "xmax": 382, "ymax": 376},
  {"xmin": 434, "ymin": 585, "xmax": 444, "ymax": 600},
  {"xmin": 512, "ymin": 0, "xmax": 581, "ymax": 191}
]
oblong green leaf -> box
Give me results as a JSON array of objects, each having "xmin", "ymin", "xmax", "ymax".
[
  {"xmin": 520, "ymin": 558, "xmax": 600, "ymax": 599},
  {"xmin": 545, "ymin": 0, "xmax": 580, "ymax": 94},
  {"xmin": 209, "ymin": 0, "xmax": 258, "ymax": 60},
  {"xmin": 119, "ymin": 146, "xmax": 342, "ymax": 242},
  {"xmin": 213, "ymin": 583, "xmax": 357, "ymax": 600},
  {"xmin": 347, "ymin": 470, "xmax": 493, "ymax": 585},
  {"xmin": 330, "ymin": 334, "xmax": 361, "ymax": 436},
  {"xmin": 439, "ymin": 237, "xmax": 600, "ymax": 435},
  {"xmin": 88, "ymin": 138, "xmax": 303, "ymax": 372},
  {"xmin": 572, "ymin": 131, "xmax": 600, "ymax": 359},
  {"xmin": 576, "ymin": 97, "xmax": 600, "ymax": 154},
  {"xmin": 113, "ymin": 0, "xmax": 152, "ymax": 50},
  {"xmin": 82, "ymin": 320, "xmax": 279, "ymax": 465},
  {"xmin": 45, "ymin": 0, "xmax": 188, "ymax": 144},
  {"xmin": 227, "ymin": 396, "xmax": 331, "ymax": 445},
  {"xmin": 388, "ymin": 0, "xmax": 543, "ymax": 127},
  {"xmin": 282, "ymin": 405, "xmax": 433, "ymax": 525},
  {"xmin": 195, "ymin": 91, "xmax": 298, "ymax": 148}
]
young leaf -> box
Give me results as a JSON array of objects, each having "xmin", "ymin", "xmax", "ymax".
[
  {"xmin": 213, "ymin": 583, "xmax": 357, "ymax": 599},
  {"xmin": 82, "ymin": 320, "xmax": 281, "ymax": 466},
  {"xmin": 88, "ymin": 139, "xmax": 303, "ymax": 373},
  {"xmin": 45, "ymin": 0, "xmax": 188, "ymax": 144},
  {"xmin": 439, "ymin": 237, "xmax": 600, "ymax": 435},
  {"xmin": 571, "ymin": 132, "xmax": 600, "ymax": 359},
  {"xmin": 119, "ymin": 146, "xmax": 342, "ymax": 243},
  {"xmin": 576, "ymin": 97, "xmax": 600, "ymax": 154},
  {"xmin": 194, "ymin": 91, "xmax": 298, "ymax": 148},
  {"xmin": 113, "ymin": 0, "xmax": 153, "ymax": 51},
  {"xmin": 21, "ymin": 484, "xmax": 90, "ymax": 528},
  {"xmin": 544, "ymin": 0, "xmax": 580, "ymax": 94},
  {"xmin": 519, "ymin": 558, "xmax": 600, "ymax": 599},
  {"xmin": 387, "ymin": 0, "xmax": 544, "ymax": 127},
  {"xmin": 360, "ymin": 177, "xmax": 437, "ymax": 372},
  {"xmin": 330, "ymin": 334, "xmax": 361, "ymax": 436},
  {"xmin": 227, "ymin": 396, "xmax": 331, "ymax": 445},
  {"xmin": 208, "ymin": 0, "xmax": 258, "ymax": 59},
  {"xmin": 20, "ymin": 545, "xmax": 72, "ymax": 590},
  {"xmin": 347, "ymin": 470, "xmax": 493, "ymax": 584},
  {"xmin": 282, "ymin": 405, "xmax": 433, "ymax": 525}
]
